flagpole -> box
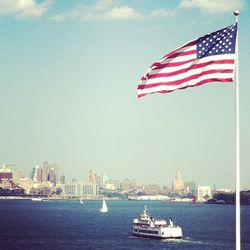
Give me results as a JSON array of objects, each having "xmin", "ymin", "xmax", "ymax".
[{"xmin": 234, "ymin": 9, "xmax": 240, "ymax": 250}]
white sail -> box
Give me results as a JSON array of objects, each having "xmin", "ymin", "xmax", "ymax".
[
  {"xmin": 80, "ymin": 198, "xmax": 84, "ymax": 204},
  {"xmin": 100, "ymin": 198, "xmax": 108, "ymax": 213}
]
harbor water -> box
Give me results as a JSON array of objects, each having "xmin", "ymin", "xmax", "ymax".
[{"xmin": 0, "ymin": 200, "xmax": 249, "ymax": 250}]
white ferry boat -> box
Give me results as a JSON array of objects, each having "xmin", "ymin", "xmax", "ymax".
[{"xmin": 132, "ymin": 206, "xmax": 183, "ymax": 239}]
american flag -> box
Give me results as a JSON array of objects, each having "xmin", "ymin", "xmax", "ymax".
[{"xmin": 138, "ymin": 24, "xmax": 237, "ymax": 98}]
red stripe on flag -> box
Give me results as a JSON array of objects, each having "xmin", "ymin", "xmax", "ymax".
[
  {"xmin": 147, "ymin": 59, "xmax": 235, "ymax": 79},
  {"xmin": 164, "ymin": 40, "xmax": 196, "ymax": 57},
  {"xmin": 138, "ymin": 69, "xmax": 234, "ymax": 89},
  {"xmin": 138, "ymin": 78, "xmax": 233, "ymax": 98},
  {"xmin": 165, "ymin": 50, "xmax": 196, "ymax": 59},
  {"xmin": 151, "ymin": 59, "xmax": 196, "ymax": 69}
]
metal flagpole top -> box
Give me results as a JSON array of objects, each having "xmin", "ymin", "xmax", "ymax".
[
  {"xmin": 234, "ymin": 10, "xmax": 240, "ymax": 16},
  {"xmin": 234, "ymin": 10, "xmax": 240, "ymax": 22}
]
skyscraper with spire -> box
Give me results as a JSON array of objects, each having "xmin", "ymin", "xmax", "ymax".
[{"xmin": 172, "ymin": 169, "xmax": 185, "ymax": 192}]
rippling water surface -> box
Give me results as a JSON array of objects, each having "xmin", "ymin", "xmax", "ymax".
[{"xmin": 0, "ymin": 200, "xmax": 249, "ymax": 250}]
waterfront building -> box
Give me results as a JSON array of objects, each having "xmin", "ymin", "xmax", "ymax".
[
  {"xmin": 0, "ymin": 166, "xmax": 13, "ymax": 189},
  {"xmin": 2, "ymin": 163, "xmax": 22, "ymax": 184},
  {"xmin": 62, "ymin": 179, "xmax": 97, "ymax": 198},
  {"xmin": 104, "ymin": 181, "xmax": 115, "ymax": 191},
  {"xmin": 30, "ymin": 185, "xmax": 52, "ymax": 196},
  {"xmin": 108, "ymin": 179, "xmax": 120, "ymax": 190},
  {"xmin": 63, "ymin": 183, "xmax": 76, "ymax": 198},
  {"xmin": 82, "ymin": 182, "xmax": 97, "ymax": 196},
  {"xmin": 194, "ymin": 186, "xmax": 212, "ymax": 201},
  {"xmin": 64, "ymin": 178, "xmax": 83, "ymax": 197},
  {"xmin": 120, "ymin": 178, "xmax": 137, "ymax": 191},
  {"xmin": 18, "ymin": 178, "xmax": 33, "ymax": 194},
  {"xmin": 120, "ymin": 178, "xmax": 130, "ymax": 190},
  {"xmin": 104, "ymin": 179, "xmax": 120, "ymax": 190},
  {"xmin": 172, "ymin": 169, "xmax": 185, "ymax": 192},
  {"xmin": 75, "ymin": 182, "xmax": 83, "ymax": 197},
  {"xmin": 144, "ymin": 183, "xmax": 162, "ymax": 195},
  {"xmin": 31, "ymin": 181, "xmax": 54, "ymax": 195}
]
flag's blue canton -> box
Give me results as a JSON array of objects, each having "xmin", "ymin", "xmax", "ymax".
[{"xmin": 197, "ymin": 24, "xmax": 237, "ymax": 59}]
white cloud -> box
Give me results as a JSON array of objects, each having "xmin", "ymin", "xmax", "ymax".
[
  {"xmin": 105, "ymin": 6, "xmax": 142, "ymax": 20},
  {"xmin": 52, "ymin": 0, "xmax": 142, "ymax": 22},
  {"xmin": 179, "ymin": 0, "xmax": 245, "ymax": 14},
  {"xmin": 0, "ymin": 0, "xmax": 53, "ymax": 18},
  {"xmin": 148, "ymin": 8, "xmax": 177, "ymax": 18}
]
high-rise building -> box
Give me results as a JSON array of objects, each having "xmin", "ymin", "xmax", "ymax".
[
  {"xmin": 48, "ymin": 168, "xmax": 57, "ymax": 186},
  {"xmin": 42, "ymin": 161, "xmax": 59, "ymax": 185},
  {"xmin": 89, "ymin": 169, "xmax": 96, "ymax": 184},
  {"xmin": 185, "ymin": 181, "xmax": 196, "ymax": 193},
  {"xmin": 100, "ymin": 173, "xmax": 108, "ymax": 188},
  {"xmin": 172, "ymin": 169, "xmax": 185, "ymax": 191},
  {"xmin": 95, "ymin": 175, "xmax": 101, "ymax": 190},
  {"xmin": 42, "ymin": 161, "xmax": 49, "ymax": 182},
  {"xmin": 31, "ymin": 165, "xmax": 43, "ymax": 183},
  {"xmin": 60, "ymin": 174, "xmax": 66, "ymax": 184}
]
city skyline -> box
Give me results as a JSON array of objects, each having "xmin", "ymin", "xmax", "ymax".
[
  {"xmin": 0, "ymin": 161, "xmax": 199, "ymax": 199},
  {"xmin": 0, "ymin": 1, "xmax": 249, "ymax": 190},
  {"xmin": 0, "ymin": 161, "xmax": 235, "ymax": 192}
]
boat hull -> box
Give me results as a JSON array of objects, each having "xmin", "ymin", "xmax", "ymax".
[
  {"xmin": 132, "ymin": 232, "xmax": 182, "ymax": 239},
  {"xmin": 132, "ymin": 226, "xmax": 183, "ymax": 240},
  {"xmin": 100, "ymin": 209, "xmax": 108, "ymax": 213}
]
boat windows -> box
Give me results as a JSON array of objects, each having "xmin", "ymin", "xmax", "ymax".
[{"xmin": 138, "ymin": 229, "xmax": 158, "ymax": 234}]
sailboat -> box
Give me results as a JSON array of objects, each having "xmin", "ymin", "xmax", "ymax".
[
  {"xmin": 80, "ymin": 197, "xmax": 84, "ymax": 204},
  {"xmin": 100, "ymin": 197, "xmax": 108, "ymax": 213}
]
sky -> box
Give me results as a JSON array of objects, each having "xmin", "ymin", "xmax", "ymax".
[{"xmin": 0, "ymin": 0, "xmax": 249, "ymax": 190}]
